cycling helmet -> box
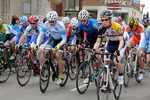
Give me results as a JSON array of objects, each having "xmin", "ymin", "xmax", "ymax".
[
  {"xmin": 135, "ymin": 16, "xmax": 139, "ymax": 21},
  {"xmin": 70, "ymin": 17, "xmax": 78, "ymax": 29},
  {"xmin": 20, "ymin": 16, "xmax": 28, "ymax": 24},
  {"xmin": 112, "ymin": 17, "xmax": 118, "ymax": 22},
  {"xmin": 62, "ymin": 17, "xmax": 70, "ymax": 24},
  {"xmin": 100, "ymin": 10, "xmax": 113, "ymax": 18},
  {"xmin": 29, "ymin": 15, "xmax": 39, "ymax": 23},
  {"xmin": 78, "ymin": 9, "xmax": 89, "ymax": 20},
  {"xmin": 117, "ymin": 17, "xmax": 122, "ymax": 22},
  {"xmin": 128, "ymin": 17, "xmax": 138, "ymax": 30},
  {"xmin": 0, "ymin": 19, "xmax": 3, "ymax": 24},
  {"xmin": 97, "ymin": 18, "xmax": 102, "ymax": 24},
  {"xmin": 46, "ymin": 11, "xmax": 58, "ymax": 21},
  {"xmin": 43, "ymin": 17, "xmax": 47, "ymax": 23}
]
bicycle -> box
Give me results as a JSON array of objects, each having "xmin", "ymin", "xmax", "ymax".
[
  {"xmin": 16, "ymin": 45, "xmax": 40, "ymax": 86},
  {"xmin": 39, "ymin": 48, "xmax": 69, "ymax": 93},
  {"xmin": 123, "ymin": 44, "xmax": 143, "ymax": 87},
  {"xmin": 67, "ymin": 44, "xmax": 85, "ymax": 80},
  {"xmin": 76, "ymin": 48, "xmax": 100, "ymax": 94},
  {"xmin": 97, "ymin": 52, "xmax": 122, "ymax": 100}
]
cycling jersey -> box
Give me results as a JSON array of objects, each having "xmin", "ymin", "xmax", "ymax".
[
  {"xmin": 141, "ymin": 25, "xmax": 150, "ymax": 52},
  {"xmin": 124, "ymin": 23, "xmax": 145, "ymax": 47},
  {"xmin": 98, "ymin": 22, "xmax": 123, "ymax": 41},
  {"xmin": 10, "ymin": 24, "xmax": 19, "ymax": 32},
  {"xmin": 78, "ymin": 19, "xmax": 99, "ymax": 37},
  {"xmin": 25, "ymin": 24, "xmax": 41, "ymax": 36},
  {"xmin": 0, "ymin": 24, "xmax": 10, "ymax": 34},
  {"xmin": 37, "ymin": 21, "xmax": 67, "ymax": 46},
  {"xmin": 15, "ymin": 23, "xmax": 30, "ymax": 44}
]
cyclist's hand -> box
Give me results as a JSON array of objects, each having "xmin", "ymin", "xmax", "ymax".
[
  {"xmin": 55, "ymin": 44, "xmax": 60, "ymax": 51},
  {"xmin": 15, "ymin": 44, "xmax": 20, "ymax": 49},
  {"xmin": 140, "ymin": 49, "xmax": 145, "ymax": 55},
  {"xmin": 114, "ymin": 50, "xmax": 120, "ymax": 56},
  {"xmin": 34, "ymin": 43, "xmax": 39, "ymax": 50}
]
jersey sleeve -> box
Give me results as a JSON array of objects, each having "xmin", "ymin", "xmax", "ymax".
[
  {"xmin": 98, "ymin": 25, "xmax": 105, "ymax": 38},
  {"xmin": 2, "ymin": 24, "xmax": 10, "ymax": 34},
  {"xmin": 141, "ymin": 26, "xmax": 150, "ymax": 49}
]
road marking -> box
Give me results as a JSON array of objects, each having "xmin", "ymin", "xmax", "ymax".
[{"xmin": 70, "ymin": 82, "xmax": 92, "ymax": 91}]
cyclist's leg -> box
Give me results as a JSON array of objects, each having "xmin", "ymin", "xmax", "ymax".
[
  {"xmin": 3, "ymin": 40, "xmax": 9, "ymax": 56},
  {"xmin": 9, "ymin": 37, "xmax": 16, "ymax": 60},
  {"xmin": 147, "ymin": 42, "xmax": 150, "ymax": 68}
]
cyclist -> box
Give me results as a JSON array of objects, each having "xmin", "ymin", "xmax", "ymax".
[
  {"xmin": 10, "ymin": 15, "xmax": 20, "ymax": 32},
  {"xmin": 124, "ymin": 17, "xmax": 145, "ymax": 80},
  {"xmin": 93, "ymin": 10, "xmax": 125, "ymax": 86},
  {"xmin": 141, "ymin": 25, "xmax": 150, "ymax": 69},
  {"xmin": 117, "ymin": 17, "xmax": 125, "ymax": 33},
  {"xmin": 77, "ymin": 9, "xmax": 100, "ymax": 83},
  {"xmin": 97, "ymin": 18, "xmax": 102, "ymax": 26},
  {"xmin": 16, "ymin": 15, "xmax": 41, "ymax": 68},
  {"xmin": 62, "ymin": 17, "xmax": 70, "ymax": 31},
  {"xmin": 36, "ymin": 11, "xmax": 67, "ymax": 85},
  {"xmin": 15, "ymin": 16, "xmax": 30, "ymax": 45},
  {"xmin": 0, "ymin": 18, "xmax": 18, "ymax": 60}
]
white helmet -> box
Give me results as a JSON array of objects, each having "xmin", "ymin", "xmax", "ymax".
[
  {"xmin": 97, "ymin": 18, "xmax": 102, "ymax": 24},
  {"xmin": 112, "ymin": 17, "xmax": 118, "ymax": 22},
  {"xmin": 62, "ymin": 17, "xmax": 70, "ymax": 24},
  {"xmin": 78, "ymin": 9, "xmax": 89, "ymax": 20},
  {"xmin": 46, "ymin": 11, "xmax": 58, "ymax": 21},
  {"xmin": 70, "ymin": 17, "xmax": 78, "ymax": 29}
]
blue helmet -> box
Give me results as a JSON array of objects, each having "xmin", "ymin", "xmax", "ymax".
[{"xmin": 20, "ymin": 16, "xmax": 28, "ymax": 24}]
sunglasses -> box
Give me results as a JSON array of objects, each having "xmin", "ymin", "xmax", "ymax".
[
  {"xmin": 49, "ymin": 21, "xmax": 55, "ymax": 23},
  {"xmin": 30, "ymin": 23, "xmax": 36, "ymax": 25},
  {"xmin": 81, "ymin": 20, "xmax": 87, "ymax": 22},
  {"xmin": 101, "ymin": 19, "xmax": 110, "ymax": 22}
]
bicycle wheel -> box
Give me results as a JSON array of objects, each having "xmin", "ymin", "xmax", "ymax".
[
  {"xmin": 123, "ymin": 59, "xmax": 131, "ymax": 87},
  {"xmin": 59, "ymin": 57, "xmax": 69, "ymax": 87},
  {"xmin": 39, "ymin": 59, "xmax": 50, "ymax": 93},
  {"xmin": 17, "ymin": 56, "xmax": 32, "ymax": 86},
  {"xmin": 113, "ymin": 68, "xmax": 122, "ymax": 100},
  {"xmin": 135, "ymin": 61, "xmax": 142, "ymax": 83},
  {"xmin": 0, "ymin": 58, "xmax": 11, "ymax": 83},
  {"xmin": 97, "ymin": 68, "xmax": 109, "ymax": 100},
  {"xmin": 76, "ymin": 61, "xmax": 90, "ymax": 94},
  {"xmin": 69, "ymin": 53, "xmax": 79, "ymax": 80}
]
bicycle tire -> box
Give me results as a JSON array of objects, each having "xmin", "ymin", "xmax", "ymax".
[
  {"xmin": 17, "ymin": 56, "xmax": 32, "ymax": 86},
  {"xmin": 123, "ymin": 59, "xmax": 131, "ymax": 87},
  {"xmin": 0, "ymin": 58, "xmax": 11, "ymax": 83},
  {"xmin": 97, "ymin": 68, "xmax": 109, "ymax": 100},
  {"xmin": 76, "ymin": 61, "xmax": 90, "ymax": 94},
  {"xmin": 59, "ymin": 57, "xmax": 69, "ymax": 87},
  {"xmin": 39, "ymin": 59, "xmax": 50, "ymax": 93},
  {"xmin": 135, "ymin": 61, "xmax": 142, "ymax": 83},
  {"xmin": 69, "ymin": 53, "xmax": 79, "ymax": 80},
  {"xmin": 113, "ymin": 68, "xmax": 122, "ymax": 100}
]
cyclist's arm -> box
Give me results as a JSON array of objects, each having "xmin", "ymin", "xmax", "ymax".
[
  {"xmin": 37, "ymin": 27, "xmax": 46, "ymax": 45},
  {"xmin": 141, "ymin": 27, "xmax": 150, "ymax": 50},
  {"xmin": 15, "ymin": 27, "xmax": 23, "ymax": 44},
  {"xmin": 78, "ymin": 30, "xmax": 84, "ymax": 45},
  {"xmin": 117, "ymin": 27, "xmax": 124, "ymax": 51},
  {"xmin": 93, "ymin": 38, "xmax": 101, "ymax": 49},
  {"xmin": 123, "ymin": 26, "xmax": 129, "ymax": 40},
  {"xmin": 58, "ymin": 29, "xmax": 67, "ymax": 46},
  {"xmin": 18, "ymin": 33, "xmax": 27, "ymax": 45}
]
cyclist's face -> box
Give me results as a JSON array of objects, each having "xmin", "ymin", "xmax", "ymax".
[
  {"xmin": 80, "ymin": 19, "xmax": 88, "ymax": 26},
  {"xmin": 22, "ymin": 22, "xmax": 28, "ymax": 27},
  {"xmin": 101, "ymin": 17, "xmax": 111, "ymax": 27},
  {"xmin": 30, "ymin": 22, "xmax": 37, "ymax": 29},
  {"xmin": 49, "ymin": 20, "xmax": 56, "ymax": 26},
  {"xmin": 64, "ymin": 23, "xmax": 69, "ymax": 28}
]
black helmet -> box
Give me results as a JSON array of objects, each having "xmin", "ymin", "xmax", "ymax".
[{"xmin": 100, "ymin": 10, "xmax": 113, "ymax": 18}]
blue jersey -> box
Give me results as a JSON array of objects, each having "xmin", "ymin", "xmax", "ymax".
[
  {"xmin": 10, "ymin": 24, "xmax": 19, "ymax": 32},
  {"xmin": 141, "ymin": 25, "xmax": 150, "ymax": 49},
  {"xmin": 15, "ymin": 23, "xmax": 30, "ymax": 44},
  {"xmin": 78, "ymin": 19, "xmax": 99, "ymax": 37},
  {"xmin": 37, "ymin": 21, "xmax": 66, "ymax": 46}
]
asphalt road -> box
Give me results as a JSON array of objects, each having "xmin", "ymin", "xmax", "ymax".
[{"xmin": 0, "ymin": 68, "xmax": 150, "ymax": 100}]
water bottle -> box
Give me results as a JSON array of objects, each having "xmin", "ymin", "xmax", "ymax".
[{"xmin": 94, "ymin": 61, "xmax": 98, "ymax": 71}]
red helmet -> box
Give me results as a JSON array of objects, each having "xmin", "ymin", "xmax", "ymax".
[
  {"xmin": 29, "ymin": 15, "xmax": 39, "ymax": 22},
  {"xmin": 117, "ymin": 17, "xmax": 122, "ymax": 22}
]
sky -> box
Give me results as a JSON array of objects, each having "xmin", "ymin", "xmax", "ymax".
[{"xmin": 140, "ymin": 0, "xmax": 150, "ymax": 14}]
